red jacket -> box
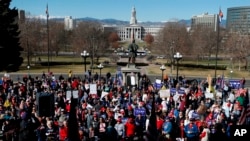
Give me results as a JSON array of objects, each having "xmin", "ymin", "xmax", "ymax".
[
  {"xmin": 156, "ymin": 118, "xmax": 164, "ymax": 131},
  {"xmin": 125, "ymin": 121, "xmax": 136, "ymax": 137},
  {"xmin": 59, "ymin": 126, "xmax": 68, "ymax": 140}
]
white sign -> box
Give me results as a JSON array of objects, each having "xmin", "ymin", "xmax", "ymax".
[
  {"xmin": 90, "ymin": 84, "xmax": 97, "ymax": 94},
  {"xmin": 72, "ymin": 90, "xmax": 79, "ymax": 99},
  {"xmin": 66, "ymin": 91, "xmax": 71, "ymax": 100},
  {"xmin": 205, "ymin": 92, "xmax": 214, "ymax": 99},
  {"xmin": 159, "ymin": 89, "xmax": 170, "ymax": 98},
  {"xmin": 131, "ymin": 76, "xmax": 135, "ymax": 85}
]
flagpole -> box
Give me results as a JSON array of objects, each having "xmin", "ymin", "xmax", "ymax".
[
  {"xmin": 214, "ymin": 8, "xmax": 222, "ymax": 83},
  {"xmin": 46, "ymin": 3, "xmax": 50, "ymax": 73}
]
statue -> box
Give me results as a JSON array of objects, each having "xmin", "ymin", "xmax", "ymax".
[{"xmin": 127, "ymin": 39, "xmax": 139, "ymax": 64}]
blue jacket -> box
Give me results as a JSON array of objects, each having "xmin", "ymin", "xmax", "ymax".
[
  {"xmin": 162, "ymin": 121, "xmax": 172, "ymax": 134},
  {"xmin": 184, "ymin": 123, "xmax": 199, "ymax": 138}
]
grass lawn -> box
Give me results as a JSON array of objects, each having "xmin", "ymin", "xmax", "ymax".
[{"xmin": 1, "ymin": 56, "xmax": 249, "ymax": 79}]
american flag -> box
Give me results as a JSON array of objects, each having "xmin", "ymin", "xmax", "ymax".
[
  {"xmin": 219, "ymin": 7, "xmax": 223, "ymax": 23},
  {"xmin": 239, "ymin": 105, "xmax": 250, "ymax": 125},
  {"xmin": 46, "ymin": 4, "xmax": 49, "ymax": 18}
]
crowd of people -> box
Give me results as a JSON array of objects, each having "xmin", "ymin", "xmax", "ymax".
[{"xmin": 0, "ymin": 71, "xmax": 249, "ymax": 141}]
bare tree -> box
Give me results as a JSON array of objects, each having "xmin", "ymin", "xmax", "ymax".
[
  {"xmin": 19, "ymin": 17, "xmax": 45, "ymax": 64},
  {"xmin": 49, "ymin": 21, "xmax": 65, "ymax": 56},
  {"xmin": 71, "ymin": 21, "xmax": 109, "ymax": 70},
  {"xmin": 154, "ymin": 21, "xmax": 191, "ymax": 73}
]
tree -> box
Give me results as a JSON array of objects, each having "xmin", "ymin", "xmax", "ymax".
[
  {"xmin": 71, "ymin": 21, "xmax": 109, "ymax": 69},
  {"xmin": 191, "ymin": 26, "xmax": 217, "ymax": 66},
  {"xmin": 0, "ymin": 0, "xmax": 23, "ymax": 71},
  {"xmin": 154, "ymin": 22, "xmax": 191, "ymax": 73},
  {"xmin": 144, "ymin": 33, "xmax": 154, "ymax": 47},
  {"xmin": 108, "ymin": 32, "xmax": 120, "ymax": 49},
  {"xmin": 49, "ymin": 21, "xmax": 65, "ymax": 56}
]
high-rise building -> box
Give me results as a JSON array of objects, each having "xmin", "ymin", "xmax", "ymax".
[
  {"xmin": 64, "ymin": 16, "xmax": 76, "ymax": 31},
  {"xmin": 226, "ymin": 6, "xmax": 250, "ymax": 34},
  {"xmin": 191, "ymin": 13, "xmax": 218, "ymax": 31},
  {"xmin": 18, "ymin": 9, "xmax": 25, "ymax": 23}
]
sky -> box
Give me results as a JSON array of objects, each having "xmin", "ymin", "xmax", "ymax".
[{"xmin": 10, "ymin": 0, "xmax": 250, "ymax": 22}]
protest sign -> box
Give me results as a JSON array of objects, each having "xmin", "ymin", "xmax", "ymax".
[
  {"xmin": 159, "ymin": 89, "xmax": 170, "ymax": 98},
  {"xmin": 134, "ymin": 108, "xmax": 146, "ymax": 116},
  {"xmin": 90, "ymin": 84, "xmax": 97, "ymax": 94}
]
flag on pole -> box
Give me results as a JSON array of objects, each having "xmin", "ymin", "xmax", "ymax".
[
  {"xmin": 219, "ymin": 7, "xmax": 223, "ymax": 23},
  {"xmin": 46, "ymin": 3, "xmax": 49, "ymax": 18}
]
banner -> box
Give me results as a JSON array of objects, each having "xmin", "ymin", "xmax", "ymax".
[
  {"xmin": 170, "ymin": 88, "xmax": 185, "ymax": 94},
  {"xmin": 154, "ymin": 79, "xmax": 162, "ymax": 89},
  {"xmin": 229, "ymin": 80, "xmax": 240, "ymax": 89},
  {"xmin": 134, "ymin": 108, "xmax": 146, "ymax": 116}
]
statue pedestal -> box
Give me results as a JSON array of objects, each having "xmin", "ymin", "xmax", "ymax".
[{"xmin": 121, "ymin": 63, "xmax": 141, "ymax": 87}]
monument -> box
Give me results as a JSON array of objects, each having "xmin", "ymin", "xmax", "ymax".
[{"xmin": 121, "ymin": 39, "xmax": 141, "ymax": 87}]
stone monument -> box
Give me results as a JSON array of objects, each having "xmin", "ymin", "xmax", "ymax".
[{"xmin": 121, "ymin": 39, "xmax": 141, "ymax": 87}]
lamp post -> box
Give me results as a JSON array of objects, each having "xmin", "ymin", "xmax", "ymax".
[
  {"xmin": 97, "ymin": 63, "xmax": 104, "ymax": 80},
  {"xmin": 81, "ymin": 50, "xmax": 89, "ymax": 73},
  {"xmin": 160, "ymin": 64, "xmax": 166, "ymax": 83},
  {"xmin": 27, "ymin": 65, "xmax": 30, "ymax": 76},
  {"xmin": 174, "ymin": 52, "xmax": 182, "ymax": 82},
  {"xmin": 230, "ymin": 70, "xmax": 233, "ymax": 79}
]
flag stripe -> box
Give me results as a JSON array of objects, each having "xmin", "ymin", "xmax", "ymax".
[
  {"xmin": 239, "ymin": 105, "xmax": 250, "ymax": 125},
  {"xmin": 218, "ymin": 8, "xmax": 223, "ymax": 23}
]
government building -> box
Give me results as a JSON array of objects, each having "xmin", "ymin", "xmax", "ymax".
[{"xmin": 102, "ymin": 6, "xmax": 163, "ymax": 42}]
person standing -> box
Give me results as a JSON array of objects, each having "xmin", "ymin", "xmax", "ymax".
[
  {"xmin": 184, "ymin": 118, "xmax": 199, "ymax": 141},
  {"xmin": 59, "ymin": 120, "xmax": 68, "ymax": 141},
  {"xmin": 176, "ymin": 120, "xmax": 185, "ymax": 141},
  {"xmin": 199, "ymin": 122, "xmax": 210, "ymax": 141},
  {"xmin": 162, "ymin": 117, "xmax": 172, "ymax": 140},
  {"xmin": 124, "ymin": 117, "xmax": 136, "ymax": 141},
  {"xmin": 114, "ymin": 118, "xmax": 125, "ymax": 140}
]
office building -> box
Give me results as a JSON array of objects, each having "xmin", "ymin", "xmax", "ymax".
[
  {"xmin": 64, "ymin": 16, "xmax": 76, "ymax": 31},
  {"xmin": 226, "ymin": 6, "xmax": 250, "ymax": 34},
  {"xmin": 191, "ymin": 13, "xmax": 218, "ymax": 31}
]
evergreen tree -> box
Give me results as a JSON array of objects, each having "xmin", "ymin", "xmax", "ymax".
[{"xmin": 0, "ymin": 0, "xmax": 23, "ymax": 72}]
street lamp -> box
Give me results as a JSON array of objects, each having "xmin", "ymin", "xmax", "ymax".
[
  {"xmin": 160, "ymin": 64, "xmax": 166, "ymax": 83},
  {"xmin": 230, "ymin": 70, "xmax": 233, "ymax": 79},
  {"xmin": 81, "ymin": 50, "xmax": 89, "ymax": 73},
  {"xmin": 97, "ymin": 63, "xmax": 104, "ymax": 80},
  {"xmin": 174, "ymin": 52, "xmax": 182, "ymax": 81},
  {"xmin": 27, "ymin": 65, "xmax": 30, "ymax": 76}
]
